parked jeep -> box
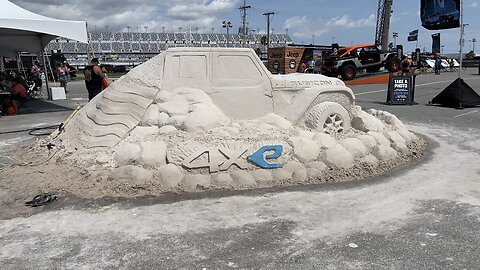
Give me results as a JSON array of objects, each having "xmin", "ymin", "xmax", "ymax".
[{"xmin": 323, "ymin": 44, "xmax": 400, "ymax": 80}]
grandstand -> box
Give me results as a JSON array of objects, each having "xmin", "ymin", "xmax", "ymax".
[{"xmin": 46, "ymin": 31, "xmax": 292, "ymax": 66}]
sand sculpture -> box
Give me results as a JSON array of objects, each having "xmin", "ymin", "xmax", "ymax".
[{"xmin": 52, "ymin": 48, "xmax": 425, "ymax": 194}]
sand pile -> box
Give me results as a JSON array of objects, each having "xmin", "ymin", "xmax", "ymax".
[{"xmin": 0, "ymin": 52, "xmax": 427, "ymax": 200}]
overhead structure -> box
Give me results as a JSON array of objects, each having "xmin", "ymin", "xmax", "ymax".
[
  {"xmin": 0, "ymin": 0, "xmax": 88, "ymax": 57},
  {"xmin": 239, "ymin": 0, "xmax": 251, "ymax": 45},
  {"xmin": 375, "ymin": 0, "xmax": 393, "ymax": 51}
]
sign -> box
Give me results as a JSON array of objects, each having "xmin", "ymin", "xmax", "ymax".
[
  {"xmin": 396, "ymin": 45, "xmax": 404, "ymax": 59},
  {"xmin": 50, "ymin": 87, "xmax": 66, "ymax": 100},
  {"xmin": 272, "ymin": 60, "xmax": 280, "ymax": 71},
  {"xmin": 182, "ymin": 145, "xmax": 283, "ymax": 173},
  {"xmin": 421, "ymin": 0, "xmax": 460, "ymax": 30},
  {"xmin": 387, "ymin": 75, "xmax": 415, "ymax": 105},
  {"xmin": 432, "ymin": 33, "xmax": 441, "ymax": 54}
]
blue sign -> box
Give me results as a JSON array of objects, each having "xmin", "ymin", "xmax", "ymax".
[
  {"xmin": 421, "ymin": 0, "xmax": 460, "ymax": 30},
  {"xmin": 247, "ymin": 145, "xmax": 283, "ymax": 169}
]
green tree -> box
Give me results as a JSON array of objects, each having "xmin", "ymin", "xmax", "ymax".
[{"xmin": 260, "ymin": 35, "xmax": 268, "ymax": 46}]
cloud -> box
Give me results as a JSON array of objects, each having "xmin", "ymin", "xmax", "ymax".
[
  {"xmin": 283, "ymin": 16, "xmax": 329, "ymax": 41},
  {"xmin": 283, "ymin": 13, "xmax": 375, "ymax": 43},
  {"xmin": 326, "ymin": 14, "xmax": 376, "ymax": 28},
  {"xmin": 470, "ymin": 1, "xmax": 479, "ymax": 8},
  {"xmin": 9, "ymin": 0, "xmax": 239, "ymax": 32}
]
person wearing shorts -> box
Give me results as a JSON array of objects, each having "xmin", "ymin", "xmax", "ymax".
[{"xmin": 57, "ymin": 62, "xmax": 68, "ymax": 93}]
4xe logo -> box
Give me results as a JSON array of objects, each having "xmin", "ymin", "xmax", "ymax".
[{"xmin": 182, "ymin": 145, "xmax": 283, "ymax": 173}]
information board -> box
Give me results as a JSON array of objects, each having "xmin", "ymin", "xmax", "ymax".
[{"xmin": 387, "ymin": 75, "xmax": 415, "ymax": 105}]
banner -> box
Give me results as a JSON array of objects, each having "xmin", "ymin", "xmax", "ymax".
[
  {"xmin": 432, "ymin": 33, "xmax": 441, "ymax": 54},
  {"xmin": 421, "ymin": 0, "xmax": 460, "ymax": 30},
  {"xmin": 396, "ymin": 45, "xmax": 404, "ymax": 58},
  {"xmin": 408, "ymin": 30, "xmax": 418, "ymax": 42}
]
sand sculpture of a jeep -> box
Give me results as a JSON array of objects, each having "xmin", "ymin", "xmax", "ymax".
[{"xmin": 63, "ymin": 48, "xmax": 355, "ymax": 149}]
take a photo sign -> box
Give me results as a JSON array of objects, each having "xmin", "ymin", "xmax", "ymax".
[{"xmin": 387, "ymin": 75, "xmax": 415, "ymax": 105}]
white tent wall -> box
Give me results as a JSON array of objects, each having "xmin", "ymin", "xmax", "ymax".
[{"xmin": 0, "ymin": 0, "xmax": 88, "ymax": 99}]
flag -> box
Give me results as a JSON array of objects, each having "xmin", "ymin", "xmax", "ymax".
[{"xmin": 408, "ymin": 30, "xmax": 418, "ymax": 42}]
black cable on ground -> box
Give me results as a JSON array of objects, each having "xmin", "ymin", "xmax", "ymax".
[{"xmin": 0, "ymin": 124, "xmax": 61, "ymax": 136}]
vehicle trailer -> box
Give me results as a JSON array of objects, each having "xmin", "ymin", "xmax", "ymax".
[{"xmin": 323, "ymin": 44, "xmax": 400, "ymax": 80}]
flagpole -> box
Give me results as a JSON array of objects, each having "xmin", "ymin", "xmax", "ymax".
[{"xmin": 459, "ymin": 0, "xmax": 464, "ymax": 79}]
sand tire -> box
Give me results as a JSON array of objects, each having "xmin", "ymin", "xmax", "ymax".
[{"xmin": 305, "ymin": 102, "xmax": 351, "ymax": 134}]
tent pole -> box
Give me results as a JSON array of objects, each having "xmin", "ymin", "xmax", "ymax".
[
  {"xmin": 41, "ymin": 50, "xmax": 51, "ymax": 100},
  {"xmin": 39, "ymin": 36, "xmax": 52, "ymax": 100}
]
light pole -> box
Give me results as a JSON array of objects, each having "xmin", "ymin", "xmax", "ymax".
[
  {"xmin": 262, "ymin": 12, "xmax": 274, "ymax": 49},
  {"xmin": 471, "ymin": 38, "xmax": 476, "ymax": 52},
  {"xmin": 312, "ymin": 34, "xmax": 315, "ymax": 45},
  {"xmin": 393, "ymin": 32, "xmax": 398, "ymax": 47},
  {"xmin": 222, "ymin": 21, "xmax": 232, "ymax": 47},
  {"xmin": 162, "ymin": 26, "xmax": 165, "ymax": 33}
]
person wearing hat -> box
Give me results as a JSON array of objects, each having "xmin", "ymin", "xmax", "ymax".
[{"xmin": 84, "ymin": 58, "xmax": 105, "ymax": 101}]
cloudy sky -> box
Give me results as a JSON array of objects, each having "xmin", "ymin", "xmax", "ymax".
[{"xmin": 10, "ymin": 0, "xmax": 480, "ymax": 54}]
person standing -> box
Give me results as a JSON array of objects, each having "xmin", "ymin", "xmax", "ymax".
[
  {"xmin": 84, "ymin": 58, "xmax": 105, "ymax": 101},
  {"xmin": 31, "ymin": 61, "xmax": 43, "ymax": 96},
  {"xmin": 434, "ymin": 55, "xmax": 442, "ymax": 75},
  {"xmin": 401, "ymin": 55, "xmax": 411, "ymax": 75},
  {"xmin": 57, "ymin": 62, "xmax": 68, "ymax": 93}
]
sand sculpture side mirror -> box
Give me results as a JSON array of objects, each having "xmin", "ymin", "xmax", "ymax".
[{"xmin": 57, "ymin": 47, "xmax": 422, "ymax": 193}]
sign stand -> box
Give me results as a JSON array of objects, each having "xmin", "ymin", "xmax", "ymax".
[{"xmin": 387, "ymin": 73, "xmax": 416, "ymax": 105}]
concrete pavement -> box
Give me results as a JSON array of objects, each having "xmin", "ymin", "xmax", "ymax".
[{"xmin": 0, "ymin": 70, "xmax": 479, "ymax": 269}]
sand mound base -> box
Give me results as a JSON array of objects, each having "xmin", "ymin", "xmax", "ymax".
[{"xmin": 0, "ymin": 107, "xmax": 426, "ymax": 200}]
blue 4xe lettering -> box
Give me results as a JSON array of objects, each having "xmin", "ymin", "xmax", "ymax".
[
  {"xmin": 182, "ymin": 145, "xmax": 283, "ymax": 172},
  {"xmin": 247, "ymin": 145, "xmax": 283, "ymax": 169}
]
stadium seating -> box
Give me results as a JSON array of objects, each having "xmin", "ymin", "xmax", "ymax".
[{"xmin": 46, "ymin": 31, "xmax": 292, "ymax": 64}]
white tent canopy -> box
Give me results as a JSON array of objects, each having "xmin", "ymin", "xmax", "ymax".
[{"xmin": 0, "ymin": 0, "xmax": 88, "ymax": 57}]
